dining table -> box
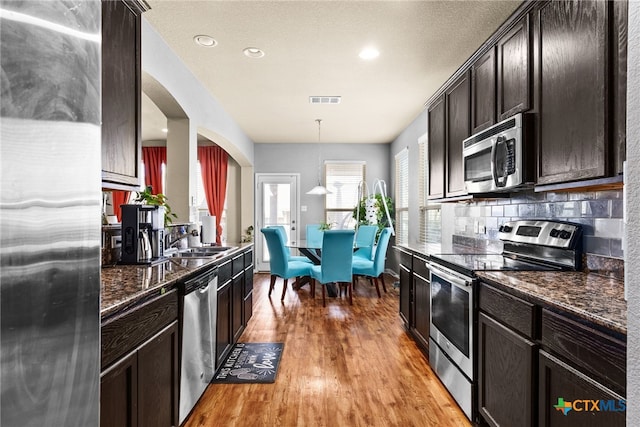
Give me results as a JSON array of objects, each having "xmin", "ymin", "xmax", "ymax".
[{"xmin": 288, "ymin": 240, "xmax": 367, "ymax": 298}]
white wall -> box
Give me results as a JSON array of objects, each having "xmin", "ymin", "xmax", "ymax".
[
  {"xmin": 141, "ymin": 19, "xmax": 254, "ymax": 167},
  {"xmin": 141, "ymin": 19, "xmax": 256, "ymax": 236},
  {"xmin": 626, "ymin": 1, "xmax": 639, "ymax": 423}
]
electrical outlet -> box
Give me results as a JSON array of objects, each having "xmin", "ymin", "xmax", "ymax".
[{"xmin": 479, "ymin": 225, "xmax": 486, "ymax": 234}]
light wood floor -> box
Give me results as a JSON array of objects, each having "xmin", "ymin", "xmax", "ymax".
[{"xmin": 184, "ymin": 273, "xmax": 472, "ymax": 427}]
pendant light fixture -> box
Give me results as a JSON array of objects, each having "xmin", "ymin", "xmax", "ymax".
[{"xmin": 306, "ymin": 119, "xmax": 332, "ymax": 195}]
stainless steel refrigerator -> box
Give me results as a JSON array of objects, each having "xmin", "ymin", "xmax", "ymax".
[{"xmin": 0, "ymin": 1, "xmax": 101, "ymax": 426}]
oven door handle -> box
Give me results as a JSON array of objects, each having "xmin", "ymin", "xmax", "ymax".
[{"xmin": 427, "ymin": 262, "xmax": 472, "ymax": 288}]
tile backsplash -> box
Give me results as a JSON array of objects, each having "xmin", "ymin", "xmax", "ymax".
[{"xmin": 443, "ymin": 189, "xmax": 624, "ymax": 278}]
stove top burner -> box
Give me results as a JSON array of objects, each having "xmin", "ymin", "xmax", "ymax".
[
  {"xmin": 429, "ymin": 253, "xmax": 562, "ymax": 277},
  {"xmin": 429, "ymin": 219, "xmax": 583, "ymax": 276}
]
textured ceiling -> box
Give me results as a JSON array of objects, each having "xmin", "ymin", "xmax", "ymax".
[{"xmin": 142, "ymin": 1, "xmax": 522, "ymax": 144}]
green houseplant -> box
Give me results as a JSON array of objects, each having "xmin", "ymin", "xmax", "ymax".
[
  {"xmin": 135, "ymin": 186, "xmax": 178, "ymax": 227},
  {"xmin": 352, "ymin": 193, "xmax": 395, "ymax": 240}
]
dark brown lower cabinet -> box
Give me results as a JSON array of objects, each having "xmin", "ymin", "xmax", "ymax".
[
  {"xmin": 101, "ymin": 351, "xmax": 138, "ymax": 427},
  {"xmin": 232, "ymin": 273, "xmax": 244, "ymax": 342},
  {"xmin": 216, "ymin": 280, "xmax": 232, "ymax": 366},
  {"xmin": 100, "ymin": 321, "xmax": 178, "ymax": 427},
  {"xmin": 243, "ymin": 267, "xmax": 254, "ymax": 326},
  {"xmin": 412, "ymin": 269, "xmax": 430, "ymax": 349},
  {"xmin": 137, "ymin": 322, "xmax": 179, "ymax": 427},
  {"xmin": 478, "ymin": 312, "xmax": 536, "ymax": 427},
  {"xmin": 538, "ymin": 350, "xmax": 626, "ymax": 427},
  {"xmin": 398, "ymin": 264, "xmax": 411, "ymax": 327}
]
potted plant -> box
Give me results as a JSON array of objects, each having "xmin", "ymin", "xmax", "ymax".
[
  {"xmin": 352, "ymin": 193, "xmax": 395, "ymax": 240},
  {"xmin": 135, "ymin": 186, "xmax": 178, "ymax": 227}
]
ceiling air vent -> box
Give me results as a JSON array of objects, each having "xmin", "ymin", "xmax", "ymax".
[{"xmin": 309, "ymin": 96, "xmax": 341, "ymax": 105}]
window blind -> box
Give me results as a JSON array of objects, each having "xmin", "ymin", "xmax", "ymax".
[
  {"xmin": 325, "ymin": 161, "xmax": 365, "ymax": 229},
  {"xmin": 395, "ymin": 148, "xmax": 409, "ymax": 244},
  {"xmin": 418, "ymin": 135, "xmax": 441, "ymax": 244}
]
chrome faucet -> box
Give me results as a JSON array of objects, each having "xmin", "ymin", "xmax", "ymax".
[{"xmin": 167, "ymin": 228, "xmax": 199, "ymax": 249}]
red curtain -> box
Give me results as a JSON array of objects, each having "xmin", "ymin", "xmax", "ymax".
[
  {"xmin": 111, "ymin": 191, "xmax": 130, "ymax": 222},
  {"xmin": 198, "ymin": 146, "xmax": 228, "ymax": 245},
  {"xmin": 142, "ymin": 146, "xmax": 166, "ymax": 195}
]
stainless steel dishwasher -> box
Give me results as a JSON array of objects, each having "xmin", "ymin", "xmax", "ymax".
[{"xmin": 179, "ymin": 267, "xmax": 217, "ymax": 425}]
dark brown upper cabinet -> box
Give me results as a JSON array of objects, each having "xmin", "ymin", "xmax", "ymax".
[
  {"xmin": 612, "ymin": 0, "xmax": 628, "ymax": 176},
  {"xmin": 497, "ymin": 14, "xmax": 531, "ymax": 121},
  {"xmin": 534, "ymin": 0, "xmax": 609, "ymax": 185},
  {"xmin": 101, "ymin": 0, "xmax": 147, "ymax": 190},
  {"xmin": 427, "ymin": 95, "xmax": 446, "ymax": 200},
  {"xmin": 471, "ymin": 48, "xmax": 497, "ymax": 134},
  {"xmin": 445, "ymin": 71, "xmax": 471, "ymax": 198}
]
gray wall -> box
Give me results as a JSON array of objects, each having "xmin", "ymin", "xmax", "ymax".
[
  {"xmin": 254, "ymin": 142, "xmax": 390, "ymax": 230},
  {"xmin": 389, "ymin": 110, "xmax": 427, "ymax": 245}
]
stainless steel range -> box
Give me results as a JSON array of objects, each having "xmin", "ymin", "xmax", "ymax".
[{"xmin": 427, "ymin": 219, "xmax": 583, "ymax": 420}]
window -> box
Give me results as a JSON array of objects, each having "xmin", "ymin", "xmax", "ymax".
[
  {"xmin": 418, "ymin": 135, "xmax": 441, "ymax": 244},
  {"xmin": 324, "ymin": 161, "xmax": 366, "ymax": 229},
  {"xmin": 395, "ymin": 148, "xmax": 409, "ymax": 245}
]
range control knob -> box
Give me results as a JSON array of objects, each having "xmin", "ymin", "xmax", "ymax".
[
  {"xmin": 550, "ymin": 229, "xmax": 560, "ymax": 238},
  {"xmin": 499, "ymin": 225, "xmax": 513, "ymax": 233},
  {"xmin": 559, "ymin": 230, "xmax": 572, "ymax": 240}
]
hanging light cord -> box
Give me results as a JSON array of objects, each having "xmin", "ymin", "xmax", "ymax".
[{"xmin": 316, "ymin": 119, "xmax": 322, "ymax": 184}]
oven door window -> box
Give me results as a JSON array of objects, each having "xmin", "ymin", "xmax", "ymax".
[
  {"xmin": 431, "ymin": 273, "xmax": 470, "ymax": 357},
  {"xmin": 464, "ymin": 147, "xmax": 492, "ymax": 183}
]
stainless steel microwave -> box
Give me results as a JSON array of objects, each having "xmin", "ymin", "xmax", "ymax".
[{"xmin": 462, "ymin": 113, "xmax": 533, "ymax": 193}]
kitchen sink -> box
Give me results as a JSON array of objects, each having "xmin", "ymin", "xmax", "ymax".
[{"xmin": 168, "ymin": 246, "xmax": 237, "ymax": 259}]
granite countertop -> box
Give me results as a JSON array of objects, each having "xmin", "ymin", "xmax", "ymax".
[
  {"xmin": 394, "ymin": 243, "xmax": 626, "ymax": 336},
  {"xmin": 101, "ymin": 243, "xmax": 252, "ymax": 319},
  {"xmin": 476, "ymin": 270, "xmax": 626, "ymax": 335}
]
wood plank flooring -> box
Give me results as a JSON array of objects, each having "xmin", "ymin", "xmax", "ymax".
[{"xmin": 184, "ymin": 273, "xmax": 472, "ymax": 427}]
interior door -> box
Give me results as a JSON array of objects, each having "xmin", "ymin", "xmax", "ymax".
[{"xmin": 255, "ymin": 174, "xmax": 300, "ymax": 271}]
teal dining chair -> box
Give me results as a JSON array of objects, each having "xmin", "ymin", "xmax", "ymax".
[
  {"xmin": 306, "ymin": 224, "xmax": 324, "ymax": 248},
  {"xmin": 261, "ymin": 227, "xmax": 313, "ymax": 301},
  {"xmin": 353, "ymin": 225, "xmax": 378, "ymax": 261},
  {"xmin": 268, "ymin": 225, "xmax": 313, "ymax": 264},
  {"xmin": 309, "ymin": 229, "xmax": 356, "ymax": 306},
  {"xmin": 352, "ymin": 227, "xmax": 392, "ymax": 298}
]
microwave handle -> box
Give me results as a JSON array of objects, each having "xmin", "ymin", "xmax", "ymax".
[
  {"xmin": 490, "ymin": 138, "xmax": 498, "ymax": 187},
  {"xmin": 492, "ymin": 136, "xmax": 508, "ymax": 188}
]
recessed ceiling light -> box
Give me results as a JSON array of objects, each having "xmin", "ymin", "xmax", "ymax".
[
  {"xmin": 359, "ymin": 47, "xmax": 380, "ymax": 60},
  {"xmin": 243, "ymin": 47, "xmax": 265, "ymax": 58},
  {"xmin": 161, "ymin": 128, "xmax": 168, "ymax": 133},
  {"xmin": 194, "ymin": 35, "xmax": 217, "ymax": 47}
]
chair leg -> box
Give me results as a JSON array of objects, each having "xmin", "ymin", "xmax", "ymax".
[
  {"xmin": 347, "ymin": 281, "xmax": 353, "ymax": 305},
  {"xmin": 379, "ymin": 274, "xmax": 388, "ymax": 293},
  {"xmin": 269, "ymin": 275, "xmax": 277, "ymax": 297},
  {"xmin": 321, "ymin": 284, "xmax": 326, "ymax": 307},
  {"xmin": 281, "ymin": 278, "xmax": 288, "ymax": 301},
  {"xmin": 372, "ymin": 277, "xmax": 381, "ymax": 298}
]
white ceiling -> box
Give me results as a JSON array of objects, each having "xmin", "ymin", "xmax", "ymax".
[{"xmin": 141, "ymin": 0, "xmax": 523, "ymax": 144}]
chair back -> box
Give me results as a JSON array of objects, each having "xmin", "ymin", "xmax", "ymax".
[
  {"xmin": 260, "ymin": 227, "xmax": 287, "ymax": 275},
  {"xmin": 319, "ymin": 230, "xmax": 355, "ymax": 283},
  {"xmin": 269, "ymin": 225, "xmax": 292, "ymax": 256},
  {"xmin": 306, "ymin": 224, "xmax": 324, "ymax": 248},
  {"xmin": 354, "ymin": 225, "xmax": 378, "ymax": 260},
  {"xmin": 371, "ymin": 228, "xmax": 392, "ymax": 276}
]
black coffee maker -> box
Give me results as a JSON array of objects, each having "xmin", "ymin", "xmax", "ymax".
[{"xmin": 120, "ymin": 204, "xmax": 165, "ymax": 264}]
